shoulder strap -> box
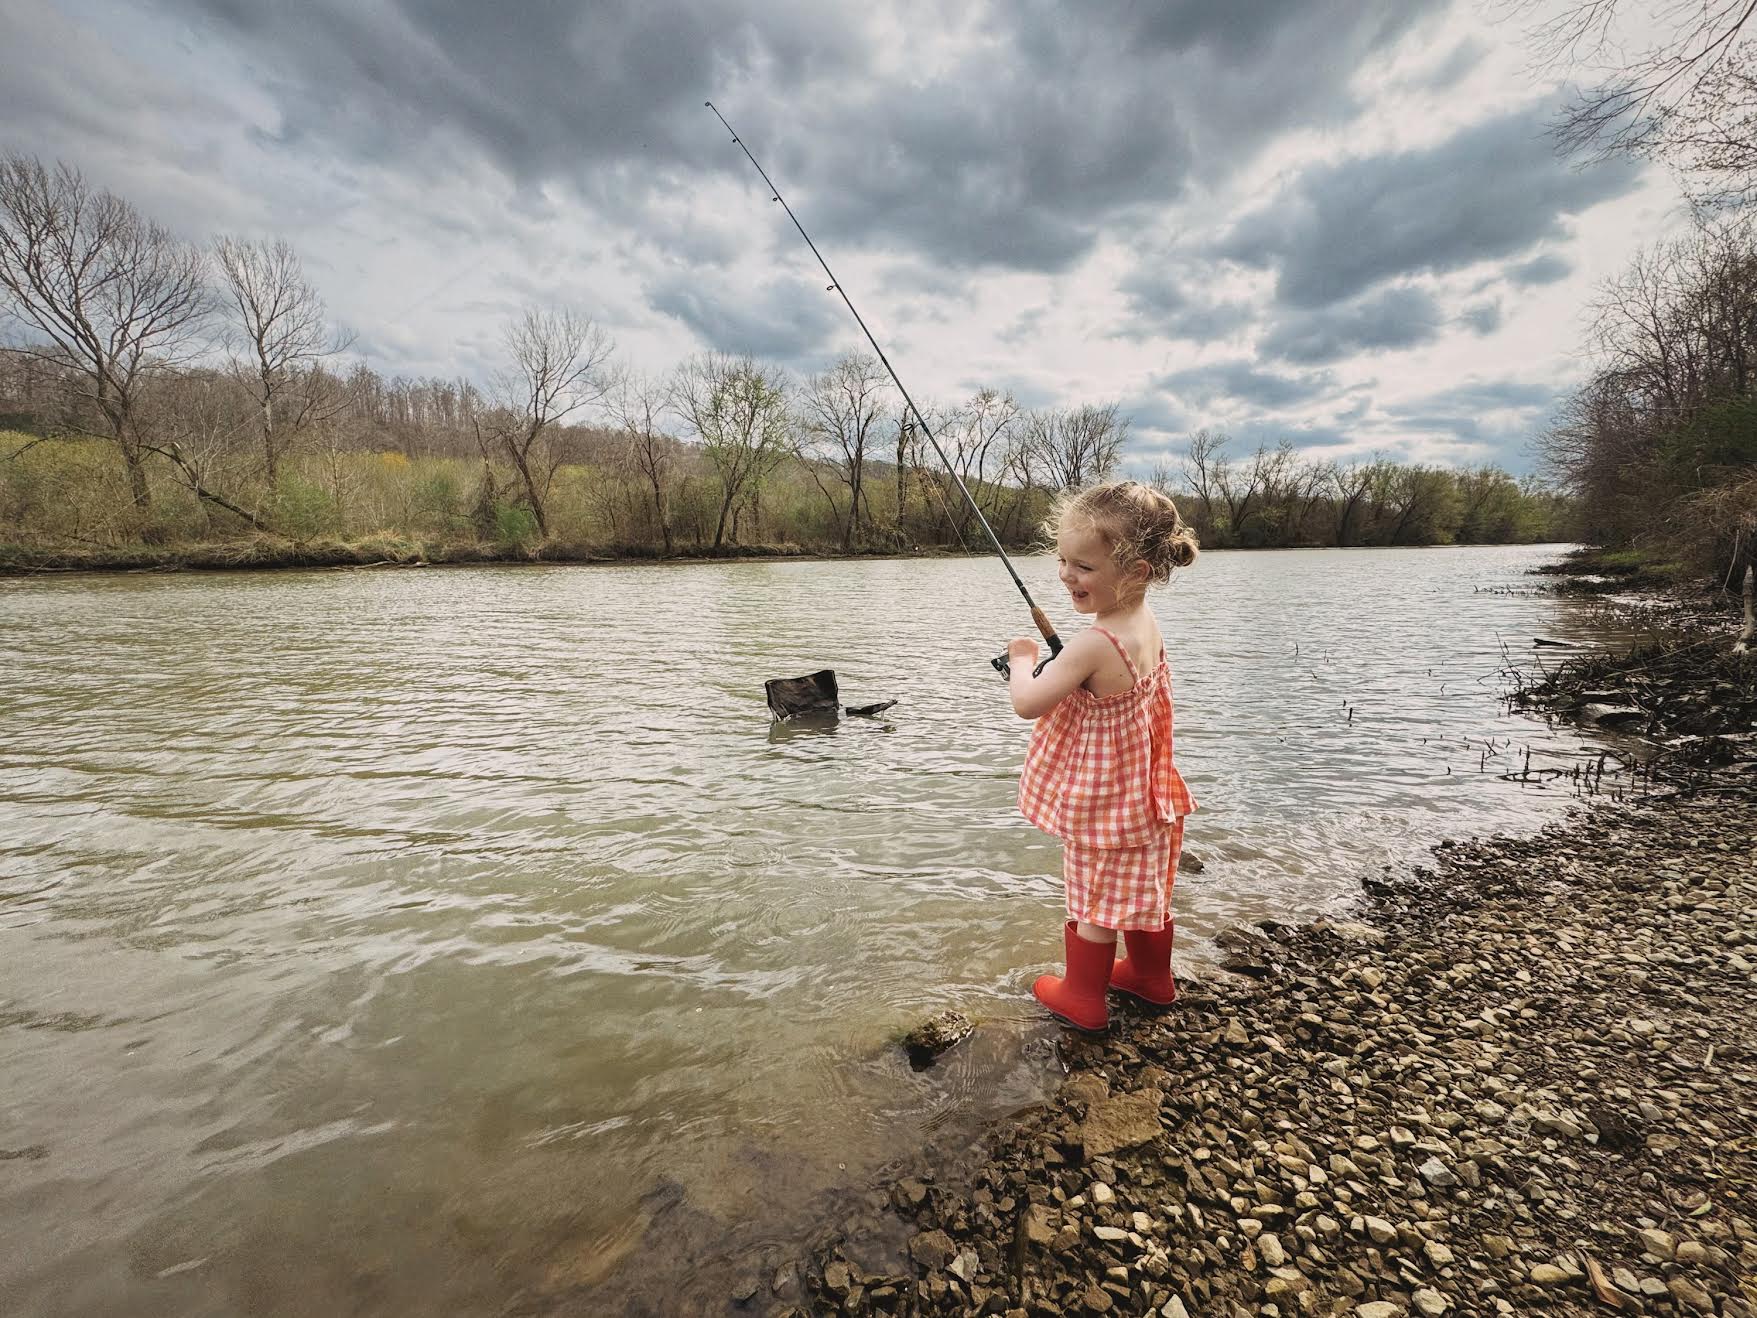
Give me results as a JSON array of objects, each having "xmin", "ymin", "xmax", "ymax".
[{"xmin": 1090, "ymin": 626, "xmax": 1141, "ymax": 682}]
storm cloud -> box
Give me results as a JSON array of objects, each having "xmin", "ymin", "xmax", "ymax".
[
  {"xmin": 1218, "ymin": 104, "xmax": 1641, "ymax": 307},
  {"xmin": 152, "ymin": 0, "xmax": 1452, "ymax": 273},
  {"xmin": 1259, "ymin": 287, "xmax": 1444, "ymax": 364},
  {"xmin": 1155, "ymin": 360, "xmax": 1337, "ymax": 409},
  {"xmin": 1117, "ymin": 268, "xmax": 1256, "ymax": 342},
  {"xmin": 648, "ymin": 272, "xmax": 842, "ymax": 363},
  {"xmin": 0, "ymin": 0, "xmax": 1671, "ymax": 476}
]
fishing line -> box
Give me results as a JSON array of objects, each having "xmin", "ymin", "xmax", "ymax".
[{"xmin": 705, "ymin": 101, "xmax": 1061, "ymax": 676}]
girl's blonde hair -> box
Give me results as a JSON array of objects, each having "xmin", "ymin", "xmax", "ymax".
[{"xmin": 1049, "ymin": 480, "xmax": 1199, "ymax": 584}]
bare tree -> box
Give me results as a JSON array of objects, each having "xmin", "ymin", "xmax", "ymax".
[
  {"xmin": 1382, "ymin": 465, "xmax": 1461, "ymax": 544},
  {"xmin": 136, "ymin": 367, "xmax": 268, "ymax": 530},
  {"xmin": 997, "ymin": 419, "xmax": 1047, "ymax": 541},
  {"xmin": 1259, "ymin": 440, "xmax": 1328, "ymax": 546},
  {"xmin": 1510, "ymin": 0, "xmax": 1757, "ymax": 206},
  {"xmin": 946, "ymin": 387, "xmax": 1022, "ymax": 533},
  {"xmin": 1546, "ymin": 216, "xmax": 1757, "ymax": 550},
  {"xmin": 0, "ymin": 153, "xmax": 208, "ymax": 512},
  {"xmin": 214, "ymin": 235, "xmax": 351, "ymax": 487},
  {"xmin": 1025, "ymin": 402, "xmax": 1128, "ymax": 490},
  {"xmin": 608, "ymin": 368, "xmax": 676, "ymax": 554},
  {"xmin": 887, "ymin": 404, "xmax": 911, "ymax": 542},
  {"xmin": 1179, "ymin": 428, "xmax": 1228, "ymax": 540},
  {"xmin": 799, "ymin": 352, "xmax": 891, "ymax": 549},
  {"xmin": 669, "ymin": 352, "xmax": 790, "ymax": 549},
  {"xmin": 1214, "ymin": 443, "xmax": 1270, "ymax": 540},
  {"xmin": 481, "ymin": 307, "xmax": 613, "ymax": 538}
]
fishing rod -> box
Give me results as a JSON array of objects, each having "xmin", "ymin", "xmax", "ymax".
[{"xmin": 705, "ymin": 101, "xmax": 1061, "ymax": 678}]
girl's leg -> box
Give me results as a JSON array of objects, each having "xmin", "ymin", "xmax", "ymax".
[
  {"xmin": 1109, "ymin": 823, "xmax": 1181, "ymax": 1007},
  {"xmin": 1109, "ymin": 915, "xmax": 1177, "ymax": 1006},
  {"xmin": 1034, "ymin": 842, "xmax": 1117, "ymax": 1031},
  {"xmin": 1033, "ymin": 920, "xmax": 1117, "ymax": 1032}
]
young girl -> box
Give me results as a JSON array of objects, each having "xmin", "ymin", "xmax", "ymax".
[{"xmin": 1006, "ymin": 481, "xmax": 1198, "ymax": 1032}]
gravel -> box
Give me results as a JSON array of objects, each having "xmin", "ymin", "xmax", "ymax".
[{"xmin": 774, "ymin": 794, "xmax": 1757, "ymax": 1317}]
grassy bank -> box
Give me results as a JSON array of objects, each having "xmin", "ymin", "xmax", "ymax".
[
  {"xmin": 1532, "ymin": 546, "xmax": 1705, "ymax": 595},
  {"xmin": 0, "ymin": 432, "xmax": 1041, "ymax": 573},
  {"xmin": 0, "ymin": 534, "xmax": 886, "ymax": 575}
]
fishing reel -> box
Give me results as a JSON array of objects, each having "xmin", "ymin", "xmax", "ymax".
[{"xmin": 992, "ymin": 635, "xmax": 1063, "ymax": 680}]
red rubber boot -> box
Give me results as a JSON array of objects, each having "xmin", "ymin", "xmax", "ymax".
[
  {"xmin": 1032, "ymin": 922, "xmax": 1116, "ymax": 1033},
  {"xmin": 1110, "ymin": 916, "xmax": 1177, "ymax": 1007}
]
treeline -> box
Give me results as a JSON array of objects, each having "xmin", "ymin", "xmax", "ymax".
[
  {"xmin": 0, "ymin": 153, "xmax": 1139, "ymax": 557},
  {"xmin": 1163, "ymin": 431, "xmax": 1570, "ymax": 549},
  {"xmin": 1518, "ymin": 1, "xmax": 1757, "ymax": 586},
  {"xmin": 1543, "ymin": 215, "xmax": 1757, "ymax": 580},
  {"xmin": 1, "ymin": 149, "xmax": 1564, "ymax": 565}
]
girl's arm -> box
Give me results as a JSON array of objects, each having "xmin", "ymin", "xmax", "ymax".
[{"xmin": 1007, "ymin": 630, "xmax": 1104, "ymax": 719}]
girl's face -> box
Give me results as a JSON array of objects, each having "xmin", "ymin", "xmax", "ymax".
[{"xmin": 1056, "ymin": 523, "xmax": 1144, "ymax": 615}]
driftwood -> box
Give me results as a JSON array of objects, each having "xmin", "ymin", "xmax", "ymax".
[
  {"xmin": 1507, "ymin": 632, "xmax": 1757, "ymax": 795},
  {"xmin": 765, "ymin": 670, "xmax": 840, "ymax": 720},
  {"xmin": 764, "ymin": 670, "xmax": 898, "ymax": 721}
]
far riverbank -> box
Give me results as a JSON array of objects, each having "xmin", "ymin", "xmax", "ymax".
[{"xmin": 0, "ymin": 535, "xmax": 1580, "ymax": 578}]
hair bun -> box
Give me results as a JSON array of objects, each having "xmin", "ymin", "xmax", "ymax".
[{"xmin": 1046, "ymin": 480, "xmax": 1199, "ymax": 584}]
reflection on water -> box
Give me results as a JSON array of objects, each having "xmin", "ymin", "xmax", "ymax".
[{"xmin": 0, "ymin": 546, "xmax": 1637, "ymax": 1314}]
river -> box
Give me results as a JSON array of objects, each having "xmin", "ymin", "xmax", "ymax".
[{"xmin": 0, "ymin": 546, "xmax": 1635, "ymax": 1315}]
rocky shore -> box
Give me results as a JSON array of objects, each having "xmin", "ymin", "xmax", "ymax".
[{"xmin": 773, "ymin": 794, "xmax": 1754, "ymax": 1318}]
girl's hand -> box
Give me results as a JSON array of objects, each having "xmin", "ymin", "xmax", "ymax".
[{"xmin": 1007, "ymin": 629, "xmax": 1102, "ymax": 720}]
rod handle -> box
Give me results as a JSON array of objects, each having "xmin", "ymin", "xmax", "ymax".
[{"xmin": 1030, "ymin": 607, "xmax": 1059, "ymax": 647}]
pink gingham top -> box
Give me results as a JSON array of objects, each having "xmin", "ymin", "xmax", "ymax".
[{"xmin": 1018, "ymin": 626, "xmax": 1196, "ymax": 847}]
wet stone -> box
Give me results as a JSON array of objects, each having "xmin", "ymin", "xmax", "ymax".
[{"xmin": 900, "ymin": 1010, "xmax": 974, "ymax": 1069}]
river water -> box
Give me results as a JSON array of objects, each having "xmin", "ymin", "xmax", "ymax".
[{"xmin": 1, "ymin": 546, "xmax": 1633, "ymax": 1315}]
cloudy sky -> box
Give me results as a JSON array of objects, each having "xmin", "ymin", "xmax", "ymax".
[{"xmin": 1, "ymin": 0, "xmax": 1687, "ymax": 474}]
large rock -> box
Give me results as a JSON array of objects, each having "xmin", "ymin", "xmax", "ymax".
[
  {"xmin": 908, "ymin": 1229, "xmax": 956, "ymax": 1271},
  {"xmin": 1667, "ymin": 1277, "xmax": 1715, "ymax": 1312},
  {"xmin": 1579, "ymin": 702, "xmax": 1645, "ymax": 727},
  {"xmin": 1018, "ymin": 1203, "xmax": 1058, "ymax": 1248},
  {"xmin": 1079, "ymin": 1090, "xmax": 1163, "ymax": 1157}
]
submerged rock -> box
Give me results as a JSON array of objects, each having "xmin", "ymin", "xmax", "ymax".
[{"xmin": 899, "ymin": 1009, "xmax": 973, "ymax": 1069}]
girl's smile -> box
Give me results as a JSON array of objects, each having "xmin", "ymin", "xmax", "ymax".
[{"xmin": 1056, "ymin": 525, "xmax": 1139, "ymax": 616}]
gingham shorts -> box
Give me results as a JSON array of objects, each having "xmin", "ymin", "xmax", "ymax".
[{"xmin": 1063, "ymin": 816, "xmax": 1186, "ymax": 931}]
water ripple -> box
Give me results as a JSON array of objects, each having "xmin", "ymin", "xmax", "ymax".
[{"xmin": 0, "ymin": 547, "xmax": 1640, "ymax": 1316}]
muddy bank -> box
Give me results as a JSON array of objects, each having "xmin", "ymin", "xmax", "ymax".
[
  {"xmin": 1507, "ymin": 564, "xmax": 1756, "ymax": 792},
  {"xmin": 748, "ymin": 795, "xmax": 1754, "ymax": 1318}
]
